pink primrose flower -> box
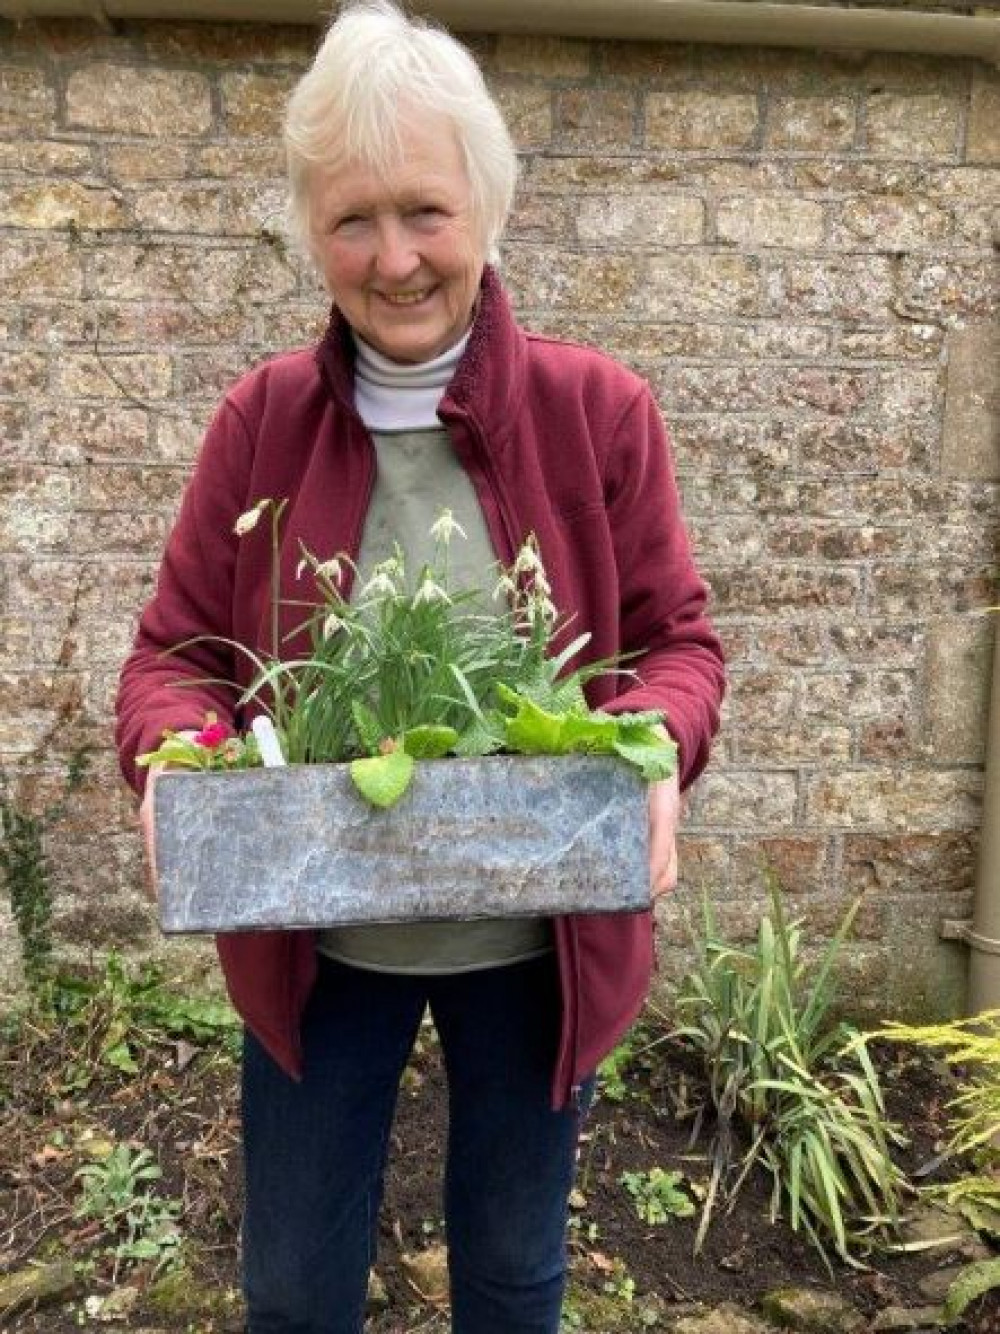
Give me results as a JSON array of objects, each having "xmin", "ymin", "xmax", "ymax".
[{"xmin": 194, "ymin": 721, "xmax": 232, "ymax": 749}]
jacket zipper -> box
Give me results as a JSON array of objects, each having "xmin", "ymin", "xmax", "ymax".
[{"xmin": 444, "ymin": 404, "xmax": 582, "ymax": 1111}]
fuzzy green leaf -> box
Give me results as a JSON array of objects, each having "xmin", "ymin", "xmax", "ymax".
[
  {"xmin": 349, "ymin": 750, "xmax": 415, "ymax": 808},
  {"xmin": 402, "ymin": 724, "xmax": 459, "ymax": 759},
  {"xmin": 943, "ymin": 1257, "xmax": 1000, "ymax": 1323}
]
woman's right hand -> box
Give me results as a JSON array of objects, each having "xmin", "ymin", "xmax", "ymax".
[{"xmin": 138, "ymin": 764, "xmax": 166, "ymax": 903}]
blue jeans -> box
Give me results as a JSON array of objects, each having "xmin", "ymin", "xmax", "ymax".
[{"xmin": 241, "ymin": 952, "xmax": 592, "ymax": 1334}]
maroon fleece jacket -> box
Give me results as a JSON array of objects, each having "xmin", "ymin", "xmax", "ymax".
[{"xmin": 116, "ymin": 267, "xmax": 725, "ymax": 1108}]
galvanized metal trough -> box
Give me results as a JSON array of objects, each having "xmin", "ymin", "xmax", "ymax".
[{"xmin": 154, "ymin": 754, "xmax": 649, "ymax": 934}]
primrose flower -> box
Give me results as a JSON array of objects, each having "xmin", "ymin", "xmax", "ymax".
[
  {"xmin": 233, "ymin": 498, "xmax": 272, "ymax": 537},
  {"xmin": 430, "ymin": 510, "xmax": 467, "ymax": 545},
  {"xmin": 194, "ymin": 720, "xmax": 231, "ymax": 749}
]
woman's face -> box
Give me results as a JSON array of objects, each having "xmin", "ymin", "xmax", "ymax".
[{"xmin": 310, "ymin": 117, "xmax": 486, "ymax": 365}]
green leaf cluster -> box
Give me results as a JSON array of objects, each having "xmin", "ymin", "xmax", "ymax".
[
  {"xmin": 74, "ymin": 1143, "xmax": 182, "ymax": 1277},
  {"xmin": 620, "ymin": 1167, "xmax": 696, "ymax": 1225},
  {"xmin": 674, "ymin": 878, "xmax": 907, "ymax": 1268}
]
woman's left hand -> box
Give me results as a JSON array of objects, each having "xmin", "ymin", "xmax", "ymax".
[{"xmin": 648, "ymin": 772, "xmax": 681, "ymax": 899}]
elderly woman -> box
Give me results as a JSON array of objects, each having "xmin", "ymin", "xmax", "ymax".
[{"xmin": 116, "ymin": 3, "xmax": 725, "ymax": 1331}]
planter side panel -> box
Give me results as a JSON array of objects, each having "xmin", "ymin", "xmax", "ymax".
[{"xmin": 154, "ymin": 756, "xmax": 650, "ymax": 933}]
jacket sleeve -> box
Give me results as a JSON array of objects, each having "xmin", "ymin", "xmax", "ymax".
[
  {"xmin": 601, "ymin": 383, "xmax": 726, "ymax": 790},
  {"xmin": 115, "ymin": 397, "xmax": 255, "ymax": 794}
]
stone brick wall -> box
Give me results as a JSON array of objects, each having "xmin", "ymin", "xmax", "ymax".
[{"xmin": 1, "ymin": 17, "xmax": 997, "ymax": 1015}]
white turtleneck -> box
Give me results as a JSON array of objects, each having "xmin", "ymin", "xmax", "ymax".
[{"xmin": 352, "ymin": 331, "xmax": 470, "ymax": 431}]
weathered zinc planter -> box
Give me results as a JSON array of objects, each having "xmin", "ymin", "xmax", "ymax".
[{"xmin": 154, "ymin": 754, "xmax": 649, "ymax": 934}]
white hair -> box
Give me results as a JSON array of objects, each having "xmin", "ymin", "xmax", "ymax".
[{"xmin": 284, "ymin": 0, "xmax": 517, "ymax": 265}]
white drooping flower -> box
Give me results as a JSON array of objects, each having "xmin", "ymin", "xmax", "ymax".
[
  {"xmin": 492, "ymin": 572, "xmax": 518, "ymax": 602},
  {"xmin": 429, "ymin": 509, "xmax": 467, "ymax": 545},
  {"xmin": 322, "ymin": 611, "xmax": 344, "ymax": 639},
  {"xmin": 361, "ymin": 557, "xmax": 403, "ymax": 601},
  {"xmin": 315, "ymin": 556, "xmax": 344, "ymax": 586},
  {"xmin": 233, "ymin": 497, "xmax": 272, "ymax": 536},
  {"xmin": 412, "ymin": 575, "xmax": 451, "ymax": 608},
  {"xmin": 512, "ymin": 538, "xmax": 544, "ymax": 576}
]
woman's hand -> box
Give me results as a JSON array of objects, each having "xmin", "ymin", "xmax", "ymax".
[
  {"xmin": 138, "ymin": 764, "xmax": 165, "ymax": 903},
  {"xmin": 648, "ymin": 771, "xmax": 681, "ymax": 899}
]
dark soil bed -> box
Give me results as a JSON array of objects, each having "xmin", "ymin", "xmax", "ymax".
[{"xmin": 2, "ymin": 1012, "xmax": 998, "ymax": 1333}]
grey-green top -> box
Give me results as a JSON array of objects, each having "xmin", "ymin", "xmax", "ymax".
[{"xmin": 317, "ymin": 426, "xmax": 552, "ymax": 973}]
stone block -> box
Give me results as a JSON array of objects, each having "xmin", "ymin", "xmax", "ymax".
[
  {"xmin": 778, "ymin": 256, "xmax": 895, "ymax": 321},
  {"xmin": 503, "ymin": 246, "xmax": 640, "ymax": 314},
  {"xmin": 556, "ymin": 88, "xmax": 636, "ymax": 149},
  {"xmin": 132, "ymin": 186, "xmax": 224, "ymax": 235},
  {"xmin": 0, "ymin": 181, "xmax": 127, "ymax": 232},
  {"xmin": 803, "ymin": 768, "xmax": 981, "ymax": 832},
  {"xmin": 865, "ymin": 92, "xmax": 961, "ymax": 159},
  {"xmin": 830, "ymin": 195, "xmax": 952, "ymax": 251},
  {"xmin": 844, "ymin": 830, "xmax": 976, "ymax": 897},
  {"xmin": 0, "ymin": 66, "xmax": 55, "ymax": 134},
  {"xmin": 104, "ymin": 143, "xmax": 188, "ymax": 182},
  {"xmin": 766, "ymin": 96, "xmax": 855, "ymax": 153},
  {"xmin": 689, "ymin": 770, "xmax": 799, "ymax": 830},
  {"xmin": 220, "ymin": 70, "xmax": 300, "ymax": 137},
  {"xmin": 942, "ymin": 323, "xmax": 1000, "ymax": 480},
  {"xmin": 576, "ymin": 194, "xmax": 703, "ymax": 247},
  {"xmin": 646, "ymin": 91, "xmax": 758, "ymax": 150},
  {"xmin": 496, "ymin": 35, "xmax": 591, "ymax": 79},
  {"xmin": 646, "ymin": 254, "xmax": 760, "ymax": 319},
  {"xmin": 926, "ymin": 616, "xmax": 993, "ymax": 764},
  {"xmin": 154, "ymin": 755, "xmax": 650, "ymax": 933},
  {"xmin": 493, "ymin": 83, "xmax": 552, "ymax": 150},
  {"xmin": 895, "ymin": 256, "xmax": 999, "ymax": 324},
  {"xmin": 716, "ymin": 197, "xmax": 825, "ymax": 250},
  {"xmin": 732, "ymin": 836, "xmax": 831, "ymax": 896},
  {"xmin": 967, "ymin": 65, "xmax": 1000, "ymax": 165},
  {"xmin": 66, "ymin": 65, "xmax": 212, "ymax": 137},
  {"xmin": 0, "ymin": 238, "xmax": 84, "ymax": 299},
  {"xmin": 53, "ymin": 353, "xmax": 173, "ymax": 402}
]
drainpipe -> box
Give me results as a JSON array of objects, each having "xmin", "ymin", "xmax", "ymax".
[
  {"xmin": 943, "ymin": 625, "xmax": 1000, "ymax": 1015},
  {"xmin": 0, "ymin": 0, "xmax": 999, "ymax": 65}
]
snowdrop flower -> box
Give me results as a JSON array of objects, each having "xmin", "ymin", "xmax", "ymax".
[
  {"xmin": 323, "ymin": 611, "xmax": 344, "ymax": 638},
  {"xmin": 233, "ymin": 498, "xmax": 272, "ymax": 536},
  {"xmin": 316, "ymin": 556, "xmax": 344, "ymax": 586},
  {"xmin": 429, "ymin": 509, "xmax": 467, "ymax": 545},
  {"xmin": 361, "ymin": 559, "xmax": 402, "ymax": 600},
  {"xmin": 412, "ymin": 576, "xmax": 451, "ymax": 607},
  {"xmin": 492, "ymin": 572, "xmax": 518, "ymax": 602},
  {"xmin": 513, "ymin": 538, "xmax": 544, "ymax": 576}
]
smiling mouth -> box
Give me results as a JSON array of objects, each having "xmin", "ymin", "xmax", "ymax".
[{"xmin": 379, "ymin": 288, "xmax": 433, "ymax": 306}]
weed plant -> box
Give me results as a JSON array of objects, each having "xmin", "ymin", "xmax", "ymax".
[
  {"xmin": 74, "ymin": 1143, "xmax": 182, "ymax": 1277},
  {"xmin": 673, "ymin": 879, "xmax": 907, "ymax": 1268}
]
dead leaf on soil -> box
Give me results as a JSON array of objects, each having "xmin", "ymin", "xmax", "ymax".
[{"xmin": 401, "ymin": 1244, "xmax": 449, "ymax": 1306}]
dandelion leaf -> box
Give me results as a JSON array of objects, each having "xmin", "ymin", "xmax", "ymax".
[
  {"xmin": 350, "ymin": 750, "xmax": 415, "ymax": 809},
  {"xmin": 612, "ymin": 732, "xmax": 677, "ymax": 782},
  {"xmin": 452, "ymin": 715, "xmax": 505, "ymax": 757},
  {"xmin": 943, "ymin": 1257, "xmax": 1000, "ymax": 1323},
  {"xmin": 402, "ymin": 725, "xmax": 458, "ymax": 759}
]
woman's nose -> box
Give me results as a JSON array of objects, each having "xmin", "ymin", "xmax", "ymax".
[{"xmin": 374, "ymin": 217, "xmax": 419, "ymax": 281}]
